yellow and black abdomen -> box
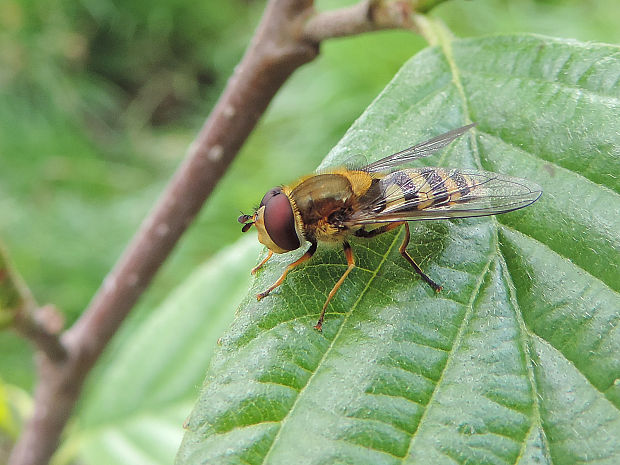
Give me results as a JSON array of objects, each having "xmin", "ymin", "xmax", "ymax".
[{"xmin": 378, "ymin": 168, "xmax": 476, "ymax": 212}]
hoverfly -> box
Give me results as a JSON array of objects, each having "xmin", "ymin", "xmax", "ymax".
[{"xmin": 238, "ymin": 123, "xmax": 541, "ymax": 330}]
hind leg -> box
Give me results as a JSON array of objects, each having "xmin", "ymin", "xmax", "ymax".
[{"xmin": 399, "ymin": 223, "xmax": 442, "ymax": 292}]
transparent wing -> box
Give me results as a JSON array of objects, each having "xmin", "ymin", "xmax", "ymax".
[
  {"xmin": 348, "ymin": 168, "xmax": 542, "ymax": 225},
  {"xmin": 362, "ymin": 123, "xmax": 476, "ymax": 173}
]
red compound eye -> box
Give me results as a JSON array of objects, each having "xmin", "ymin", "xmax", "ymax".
[
  {"xmin": 263, "ymin": 191, "xmax": 300, "ymax": 252},
  {"xmin": 260, "ymin": 187, "xmax": 282, "ymax": 208}
]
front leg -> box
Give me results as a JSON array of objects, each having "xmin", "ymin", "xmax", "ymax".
[
  {"xmin": 251, "ymin": 250, "xmax": 273, "ymax": 275},
  {"xmin": 257, "ymin": 241, "xmax": 317, "ymax": 301}
]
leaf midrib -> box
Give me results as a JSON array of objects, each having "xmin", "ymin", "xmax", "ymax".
[
  {"xmin": 401, "ymin": 249, "xmax": 495, "ymax": 462},
  {"xmin": 499, "ymin": 254, "xmax": 554, "ymax": 465},
  {"xmin": 420, "ymin": 22, "xmax": 550, "ymax": 465}
]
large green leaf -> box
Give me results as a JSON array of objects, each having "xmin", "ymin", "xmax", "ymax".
[{"xmin": 177, "ymin": 34, "xmax": 620, "ymax": 465}]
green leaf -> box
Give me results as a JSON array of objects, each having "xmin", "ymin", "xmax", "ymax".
[
  {"xmin": 60, "ymin": 237, "xmax": 261, "ymax": 465},
  {"xmin": 177, "ymin": 34, "xmax": 620, "ymax": 465}
]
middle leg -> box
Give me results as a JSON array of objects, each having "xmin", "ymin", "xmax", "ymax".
[
  {"xmin": 354, "ymin": 221, "xmax": 404, "ymax": 239},
  {"xmin": 251, "ymin": 250, "xmax": 273, "ymax": 275}
]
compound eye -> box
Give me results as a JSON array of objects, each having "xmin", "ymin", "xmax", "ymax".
[
  {"xmin": 263, "ymin": 192, "xmax": 300, "ymax": 252},
  {"xmin": 260, "ymin": 187, "xmax": 282, "ymax": 208}
]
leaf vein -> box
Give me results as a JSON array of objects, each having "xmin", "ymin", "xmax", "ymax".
[
  {"xmin": 256, "ymin": 380, "xmax": 300, "ymax": 393},
  {"xmin": 498, "ymin": 224, "xmax": 620, "ymax": 297},
  {"xmin": 380, "ymin": 361, "xmax": 440, "ymax": 386},
  {"xmin": 345, "ymin": 414, "xmax": 414, "ymax": 437},
  {"xmin": 401, "ymin": 252, "xmax": 495, "ymax": 461},
  {"xmin": 330, "ymin": 437, "xmax": 406, "ymax": 461},
  {"xmin": 365, "ymin": 390, "xmax": 426, "ymax": 409},
  {"xmin": 498, "ymin": 254, "xmax": 554, "ymax": 465},
  {"xmin": 259, "ymin": 231, "xmax": 404, "ymax": 463},
  {"xmin": 460, "ymin": 68, "xmax": 620, "ymax": 106},
  {"xmin": 478, "ymin": 129, "xmax": 620, "ymax": 197}
]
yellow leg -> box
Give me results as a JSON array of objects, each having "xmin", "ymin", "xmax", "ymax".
[
  {"xmin": 251, "ymin": 250, "xmax": 273, "ymax": 275},
  {"xmin": 257, "ymin": 242, "xmax": 317, "ymax": 301},
  {"xmin": 314, "ymin": 241, "xmax": 355, "ymax": 331},
  {"xmin": 399, "ymin": 223, "xmax": 442, "ymax": 292}
]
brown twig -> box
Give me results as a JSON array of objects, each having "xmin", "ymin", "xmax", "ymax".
[
  {"xmin": 302, "ymin": 0, "xmax": 446, "ymax": 41},
  {"xmin": 8, "ymin": 1, "xmax": 448, "ymax": 464},
  {"xmin": 0, "ymin": 246, "xmax": 66, "ymax": 362},
  {"xmin": 303, "ymin": 0, "xmax": 413, "ymax": 40},
  {"xmin": 12, "ymin": 308, "xmax": 66, "ymax": 363}
]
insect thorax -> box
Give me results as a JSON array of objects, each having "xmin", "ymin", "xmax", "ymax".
[{"xmin": 290, "ymin": 172, "xmax": 368, "ymax": 243}]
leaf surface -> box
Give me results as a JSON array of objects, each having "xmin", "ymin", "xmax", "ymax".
[{"xmin": 177, "ymin": 34, "xmax": 620, "ymax": 465}]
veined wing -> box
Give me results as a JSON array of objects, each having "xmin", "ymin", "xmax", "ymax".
[
  {"xmin": 348, "ymin": 168, "xmax": 542, "ymax": 224},
  {"xmin": 362, "ymin": 123, "xmax": 476, "ymax": 173}
]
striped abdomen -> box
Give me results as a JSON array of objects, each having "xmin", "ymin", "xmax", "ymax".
[{"xmin": 378, "ymin": 168, "xmax": 476, "ymax": 212}]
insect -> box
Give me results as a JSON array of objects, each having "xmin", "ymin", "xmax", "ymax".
[{"xmin": 238, "ymin": 123, "xmax": 541, "ymax": 330}]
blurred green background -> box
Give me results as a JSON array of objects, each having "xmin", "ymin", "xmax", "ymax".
[{"xmin": 1, "ymin": 0, "xmax": 619, "ymax": 422}]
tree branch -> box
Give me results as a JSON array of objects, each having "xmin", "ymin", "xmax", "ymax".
[
  {"xmin": 0, "ymin": 245, "xmax": 66, "ymax": 362},
  {"xmin": 303, "ymin": 0, "xmax": 413, "ymax": 40},
  {"xmin": 9, "ymin": 0, "xmax": 449, "ymax": 464},
  {"xmin": 302, "ymin": 0, "xmax": 447, "ymax": 41}
]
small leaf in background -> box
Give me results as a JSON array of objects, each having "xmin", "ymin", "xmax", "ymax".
[
  {"xmin": 0, "ymin": 379, "xmax": 18, "ymax": 439},
  {"xmin": 61, "ymin": 237, "xmax": 261, "ymax": 465},
  {"xmin": 177, "ymin": 35, "xmax": 620, "ymax": 465}
]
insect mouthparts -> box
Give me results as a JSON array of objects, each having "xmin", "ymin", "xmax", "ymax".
[{"xmin": 238, "ymin": 213, "xmax": 256, "ymax": 232}]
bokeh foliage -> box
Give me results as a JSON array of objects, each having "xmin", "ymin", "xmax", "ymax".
[{"xmin": 1, "ymin": 0, "xmax": 620, "ymax": 464}]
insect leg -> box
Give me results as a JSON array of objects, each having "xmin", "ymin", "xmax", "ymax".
[
  {"xmin": 251, "ymin": 250, "xmax": 273, "ymax": 275},
  {"xmin": 354, "ymin": 221, "xmax": 404, "ymax": 238},
  {"xmin": 315, "ymin": 241, "xmax": 355, "ymax": 332},
  {"xmin": 256, "ymin": 242, "xmax": 317, "ymax": 301},
  {"xmin": 399, "ymin": 223, "xmax": 442, "ymax": 292}
]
